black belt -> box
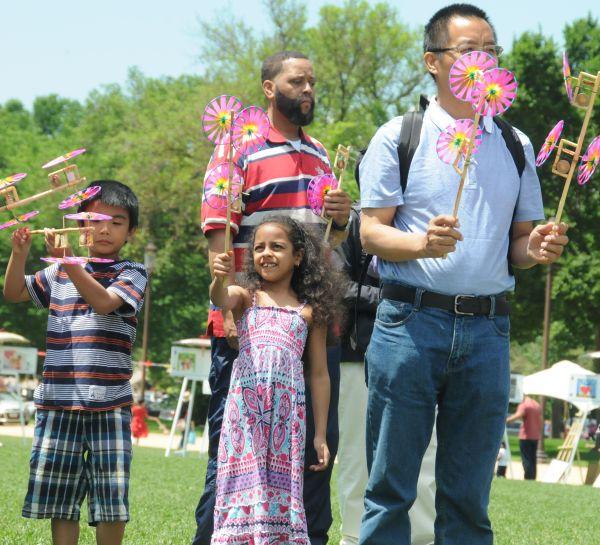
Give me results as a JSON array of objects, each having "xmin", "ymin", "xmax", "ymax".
[{"xmin": 381, "ymin": 284, "xmax": 510, "ymax": 316}]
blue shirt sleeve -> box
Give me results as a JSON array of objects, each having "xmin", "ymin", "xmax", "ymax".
[
  {"xmin": 107, "ymin": 263, "xmax": 148, "ymax": 317},
  {"xmin": 359, "ymin": 117, "xmax": 405, "ymax": 209},
  {"xmin": 513, "ymin": 128, "xmax": 545, "ymax": 222},
  {"xmin": 25, "ymin": 265, "xmax": 59, "ymax": 309}
]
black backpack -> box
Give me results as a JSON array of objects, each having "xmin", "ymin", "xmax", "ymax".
[
  {"xmin": 354, "ymin": 95, "xmax": 525, "ymax": 194},
  {"xmin": 351, "ymin": 97, "xmax": 526, "ymax": 333}
]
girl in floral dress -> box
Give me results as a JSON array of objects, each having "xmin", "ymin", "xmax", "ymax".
[{"xmin": 209, "ymin": 216, "xmax": 341, "ymax": 545}]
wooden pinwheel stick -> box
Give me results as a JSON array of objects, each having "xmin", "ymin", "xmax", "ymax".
[
  {"xmin": 29, "ymin": 227, "xmax": 93, "ymax": 235},
  {"xmin": 554, "ymin": 70, "xmax": 599, "ymax": 224},
  {"xmin": 324, "ymin": 144, "xmax": 352, "ymax": 243},
  {"xmin": 0, "ymin": 176, "xmax": 87, "ymax": 213},
  {"xmin": 452, "ymin": 111, "xmax": 482, "ymax": 219},
  {"xmin": 224, "ymin": 110, "xmax": 236, "ymax": 255}
]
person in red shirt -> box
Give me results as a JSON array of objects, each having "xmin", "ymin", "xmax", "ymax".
[
  {"xmin": 131, "ymin": 398, "xmax": 167, "ymax": 445},
  {"xmin": 507, "ymin": 396, "xmax": 542, "ymax": 479},
  {"xmin": 194, "ymin": 50, "xmax": 352, "ymax": 545}
]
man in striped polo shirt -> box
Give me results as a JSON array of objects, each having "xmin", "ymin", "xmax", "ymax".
[
  {"xmin": 194, "ymin": 51, "xmax": 352, "ymax": 545},
  {"xmin": 4, "ymin": 180, "xmax": 147, "ymax": 545}
]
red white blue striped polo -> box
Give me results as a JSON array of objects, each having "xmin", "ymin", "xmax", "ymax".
[{"xmin": 201, "ymin": 126, "xmax": 331, "ymax": 336}]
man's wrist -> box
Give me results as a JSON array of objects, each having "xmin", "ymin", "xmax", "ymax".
[{"xmin": 331, "ymin": 219, "xmax": 350, "ymax": 232}]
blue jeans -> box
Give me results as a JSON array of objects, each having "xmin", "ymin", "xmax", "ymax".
[
  {"xmin": 192, "ymin": 338, "xmax": 341, "ymax": 545},
  {"xmin": 360, "ymin": 294, "xmax": 510, "ymax": 545}
]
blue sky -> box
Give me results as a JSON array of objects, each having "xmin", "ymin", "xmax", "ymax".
[{"xmin": 2, "ymin": 0, "xmax": 598, "ymax": 107}]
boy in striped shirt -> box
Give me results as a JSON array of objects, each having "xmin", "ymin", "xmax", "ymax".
[{"xmin": 4, "ymin": 180, "xmax": 147, "ymax": 545}]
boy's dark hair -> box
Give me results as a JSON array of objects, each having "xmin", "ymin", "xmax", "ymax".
[
  {"xmin": 261, "ymin": 51, "xmax": 310, "ymax": 83},
  {"xmin": 78, "ymin": 180, "xmax": 139, "ymax": 229},
  {"xmin": 423, "ymin": 3, "xmax": 497, "ymax": 53},
  {"xmin": 243, "ymin": 215, "xmax": 344, "ymax": 328}
]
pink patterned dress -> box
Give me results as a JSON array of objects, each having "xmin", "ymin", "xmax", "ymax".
[{"xmin": 212, "ymin": 298, "xmax": 309, "ymax": 545}]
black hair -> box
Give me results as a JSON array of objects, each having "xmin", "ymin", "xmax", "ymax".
[
  {"xmin": 78, "ymin": 179, "xmax": 139, "ymax": 229},
  {"xmin": 424, "ymin": 3, "xmax": 496, "ymax": 53},
  {"xmin": 243, "ymin": 215, "xmax": 344, "ymax": 328},
  {"xmin": 261, "ymin": 51, "xmax": 310, "ymax": 83}
]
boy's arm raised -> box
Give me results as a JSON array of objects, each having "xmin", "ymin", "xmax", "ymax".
[{"xmin": 4, "ymin": 228, "xmax": 33, "ymax": 303}]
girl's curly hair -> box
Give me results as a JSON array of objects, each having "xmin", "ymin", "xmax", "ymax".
[{"xmin": 243, "ymin": 215, "xmax": 344, "ymax": 328}]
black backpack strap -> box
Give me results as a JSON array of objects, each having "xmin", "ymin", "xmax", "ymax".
[
  {"xmin": 397, "ymin": 112, "xmax": 423, "ymax": 193},
  {"xmin": 494, "ymin": 117, "xmax": 525, "ymax": 177},
  {"xmin": 397, "ymin": 96, "xmax": 428, "ymax": 193},
  {"xmin": 493, "ymin": 117, "xmax": 525, "ymax": 277}
]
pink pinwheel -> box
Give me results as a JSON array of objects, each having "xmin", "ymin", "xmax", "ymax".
[
  {"xmin": 64, "ymin": 212, "xmax": 112, "ymax": 221},
  {"xmin": 201, "ymin": 95, "xmax": 243, "ymax": 145},
  {"xmin": 203, "ymin": 163, "xmax": 244, "ymax": 209},
  {"xmin": 577, "ymin": 136, "xmax": 600, "ymax": 185},
  {"xmin": 42, "ymin": 148, "xmax": 86, "ymax": 169},
  {"xmin": 436, "ymin": 119, "xmax": 483, "ymax": 165},
  {"xmin": 307, "ymin": 174, "xmax": 339, "ymax": 216},
  {"xmin": 536, "ymin": 120, "xmax": 564, "ymax": 167},
  {"xmin": 0, "ymin": 173, "xmax": 27, "ymax": 190},
  {"xmin": 449, "ymin": 51, "xmax": 498, "ymax": 102},
  {"xmin": 563, "ymin": 52, "xmax": 573, "ymax": 102},
  {"xmin": 0, "ymin": 210, "xmax": 40, "ymax": 231},
  {"xmin": 232, "ymin": 106, "xmax": 270, "ymax": 155},
  {"xmin": 41, "ymin": 256, "xmax": 114, "ymax": 265},
  {"xmin": 58, "ymin": 186, "xmax": 101, "ymax": 209},
  {"xmin": 471, "ymin": 68, "xmax": 517, "ymax": 117}
]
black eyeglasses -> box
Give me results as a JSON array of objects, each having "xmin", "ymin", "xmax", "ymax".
[{"xmin": 429, "ymin": 45, "xmax": 504, "ymax": 57}]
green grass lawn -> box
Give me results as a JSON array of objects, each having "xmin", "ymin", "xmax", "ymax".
[{"xmin": 1, "ymin": 435, "xmax": 598, "ymax": 545}]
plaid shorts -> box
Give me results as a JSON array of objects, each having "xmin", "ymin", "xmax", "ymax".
[{"xmin": 22, "ymin": 407, "xmax": 132, "ymax": 525}]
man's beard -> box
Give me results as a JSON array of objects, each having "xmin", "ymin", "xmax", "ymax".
[{"xmin": 275, "ymin": 88, "xmax": 315, "ymax": 126}]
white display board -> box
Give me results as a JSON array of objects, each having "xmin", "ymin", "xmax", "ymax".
[
  {"xmin": 569, "ymin": 374, "xmax": 600, "ymax": 405},
  {"xmin": 169, "ymin": 343, "xmax": 211, "ymax": 381},
  {"xmin": 509, "ymin": 373, "xmax": 524, "ymax": 404},
  {"xmin": 0, "ymin": 346, "xmax": 38, "ymax": 375}
]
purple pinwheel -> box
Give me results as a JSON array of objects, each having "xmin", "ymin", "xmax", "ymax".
[
  {"xmin": 436, "ymin": 119, "xmax": 483, "ymax": 165},
  {"xmin": 563, "ymin": 52, "xmax": 573, "ymax": 103},
  {"xmin": 42, "ymin": 148, "xmax": 86, "ymax": 169},
  {"xmin": 578, "ymin": 136, "xmax": 600, "ymax": 185},
  {"xmin": 0, "ymin": 173, "xmax": 27, "ymax": 191},
  {"xmin": 63, "ymin": 212, "xmax": 112, "ymax": 221},
  {"xmin": 0, "ymin": 210, "xmax": 40, "ymax": 231},
  {"xmin": 471, "ymin": 68, "xmax": 518, "ymax": 117},
  {"xmin": 536, "ymin": 121, "xmax": 564, "ymax": 167},
  {"xmin": 58, "ymin": 186, "xmax": 101, "ymax": 209},
  {"xmin": 201, "ymin": 95, "xmax": 243, "ymax": 145},
  {"xmin": 232, "ymin": 106, "xmax": 270, "ymax": 155},
  {"xmin": 203, "ymin": 163, "xmax": 244, "ymax": 209},
  {"xmin": 449, "ymin": 51, "xmax": 497, "ymax": 103},
  {"xmin": 307, "ymin": 174, "xmax": 338, "ymax": 216}
]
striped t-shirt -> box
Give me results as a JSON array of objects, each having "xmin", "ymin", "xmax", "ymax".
[
  {"xmin": 25, "ymin": 260, "xmax": 147, "ymax": 411},
  {"xmin": 201, "ymin": 125, "xmax": 331, "ymax": 336}
]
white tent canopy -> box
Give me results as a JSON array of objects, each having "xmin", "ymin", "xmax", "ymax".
[
  {"xmin": 523, "ymin": 360, "xmax": 600, "ymax": 412},
  {"xmin": 0, "ymin": 331, "xmax": 30, "ymax": 345}
]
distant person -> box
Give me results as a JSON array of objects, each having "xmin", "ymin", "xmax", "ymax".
[
  {"xmin": 496, "ymin": 441, "xmax": 508, "ymax": 478},
  {"xmin": 507, "ymin": 396, "xmax": 542, "ymax": 480},
  {"xmin": 209, "ymin": 216, "xmax": 342, "ymax": 543},
  {"xmin": 4, "ymin": 180, "xmax": 147, "ymax": 545},
  {"xmin": 131, "ymin": 398, "xmax": 168, "ymax": 445}
]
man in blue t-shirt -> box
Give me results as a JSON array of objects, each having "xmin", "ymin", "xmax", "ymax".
[{"xmin": 358, "ymin": 5, "xmax": 569, "ymax": 545}]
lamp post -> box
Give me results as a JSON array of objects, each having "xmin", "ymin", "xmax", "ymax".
[{"xmin": 140, "ymin": 241, "xmax": 157, "ymax": 402}]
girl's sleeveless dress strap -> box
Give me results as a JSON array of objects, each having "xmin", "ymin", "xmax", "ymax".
[{"xmin": 295, "ymin": 301, "xmax": 307, "ymax": 313}]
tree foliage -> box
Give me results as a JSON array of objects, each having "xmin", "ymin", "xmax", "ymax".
[{"xmin": 0, "ymin": 3, "xmax": 598, "ymax": 370}]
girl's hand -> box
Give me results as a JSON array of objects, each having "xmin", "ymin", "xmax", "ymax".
[
  {"xmin": 213, "ymin": 250, "xmax": 233, "ymax": 280},
  {"xmin": 11, "ymin": 227, "xmax": 32, "ymax": 255},
  {"xmin": 45, "ymin": 229, "xmax": 73, "ymax": 258},
  {"xmin": 309, "ymin": 435, "xmax": 330, "ymax": 472}
]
